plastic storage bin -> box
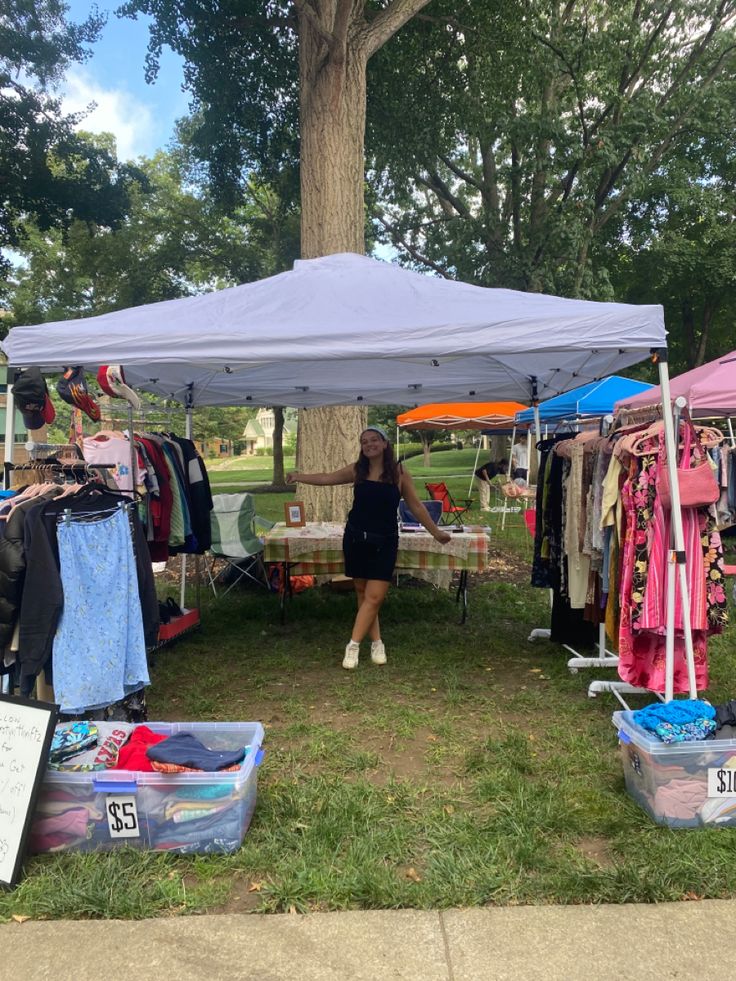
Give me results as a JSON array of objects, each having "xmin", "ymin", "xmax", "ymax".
[
  {"xmin": 30, "ymin": 721, "xmax": 265, "ymax": 854},
  {"xmin": 613, "ymin": 710, "xmax": 736, "ymax": 828}
]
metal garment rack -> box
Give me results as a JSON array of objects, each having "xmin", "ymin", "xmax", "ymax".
[
  {"xmin": 101, "ymin": 396, "xmax": 194, "ymax": 614},
  {"xmin": 526, "ymin": 408, "xmax": 671, "ymax": 707},
  {"xmin": 587, "ymin": 394, "xmax": 703, "ymax": 708}
]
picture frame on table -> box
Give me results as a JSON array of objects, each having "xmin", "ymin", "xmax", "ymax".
[{"xmin": 284, "ymin": 501, "xmax": 306, "ymax": 527}]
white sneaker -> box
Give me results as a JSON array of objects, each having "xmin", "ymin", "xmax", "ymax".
[
  {"xmin": 342, "ymin": 641, "xmax": 360, "ymax": 670},
  {"xmin": 370, "ymin": 640, "xmax": 387, "ymax": 665}
]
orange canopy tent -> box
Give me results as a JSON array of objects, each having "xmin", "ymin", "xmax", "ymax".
[
  {"xmin": 396, "ymin": 401, "xmax": 529, "ymax": 497},
  {"xmin": 396, "ymin": 401, "xmax": 527, "ymax": 431}
]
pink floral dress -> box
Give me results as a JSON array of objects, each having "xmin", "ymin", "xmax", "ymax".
[{"xmin": 617, "ymin": 433, "xmax": 727, "ymax": 693}]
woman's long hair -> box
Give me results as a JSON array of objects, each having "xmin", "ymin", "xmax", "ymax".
[{"xmin": 354, "ymin": 440, "xmax": 401, "ymax": 485}]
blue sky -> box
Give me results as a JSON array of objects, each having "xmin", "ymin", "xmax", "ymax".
[{"xmin": 61, "ymin": 1, "xmax": 188, "ymax": 160}]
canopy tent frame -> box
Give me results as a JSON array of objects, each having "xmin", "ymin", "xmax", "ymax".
[{"xmin": 2, "ymin": 253, "xmax": 694, "ymax": 702}]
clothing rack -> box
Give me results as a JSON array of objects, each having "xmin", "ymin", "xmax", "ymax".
[
  {"xmin": 26, "ymin": 441, "xmax": 84, "ymax": 461},
  {"xmin": 587, "ymin": 394, "xmax": 701, "ymax": 707},
  {"xmin": 4, "ymin": 459, "xmax": 115, "ymax": 489}
]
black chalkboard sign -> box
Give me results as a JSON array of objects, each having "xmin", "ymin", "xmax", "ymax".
[{"xmin": 0, "ymin": 694, "xmax": 58, "ymax": 888}]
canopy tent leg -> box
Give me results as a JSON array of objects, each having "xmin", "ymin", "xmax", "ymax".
[
  {"xmin": 658, "ymin": 355, "xmax": 697, "ymax": 701},
  {"xmin": 128, "ymin": 402, "xmax": 138, "ymax": 495},
  {"xmin": 533, "ymin": 391, "xmax": 542, "ymax": 464},
  {"xmin": 468, "ymin": 439, "xmax": 482, "ymax": 498},
  {"xmin": 3, "ymin": 381, "xmax": 15, "ymax": 489},
  {"xmin": 180, "ymin": 401, "xmax": 194, "ymax": 613},
  {"xmin": 501, "ymin": 424, "xmax": 516, "ymax": 530}
]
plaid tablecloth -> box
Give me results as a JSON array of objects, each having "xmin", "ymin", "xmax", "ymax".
[{"xmin": 262, "ymin": 522, "xmax": 490, "ymax": 575}]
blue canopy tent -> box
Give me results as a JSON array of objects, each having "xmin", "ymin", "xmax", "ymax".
[
  {"xmin": 514, "ymin": 375, "xmax": 654, "ymax": 425},
  {"xmin": 483, "ymin": 376, "xmax": 654, "ymax": 532}
]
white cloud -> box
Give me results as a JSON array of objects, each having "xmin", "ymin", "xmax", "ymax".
[{"xmin": 60, "ymin": 69, "xmax": 156, "ymax": 161}]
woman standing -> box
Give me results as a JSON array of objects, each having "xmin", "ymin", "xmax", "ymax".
[{"xmin": 287, "ymin": 426, "xmax": 451, "ymax": 669}]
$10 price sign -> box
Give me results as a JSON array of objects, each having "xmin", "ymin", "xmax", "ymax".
[
  {"xmin": 707, "ymin": 767, "xmax": 736, "ymax": 798},
  {"xmin": 105, "ymin": 795, "xmax": 140, "ymax": 838}
]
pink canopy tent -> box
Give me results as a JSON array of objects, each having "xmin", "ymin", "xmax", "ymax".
[{"xmin": 615, "ymin": 349, "xmax": 736, "ymax": 418}]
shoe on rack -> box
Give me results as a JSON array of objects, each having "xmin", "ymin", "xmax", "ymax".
[
  {"xmin": 342, "ymin": 640, "xmax": 360, "ymax": 670},
  {"xmin": 370, "ymin": 640, "xmax": 387, "ymax": 665}
]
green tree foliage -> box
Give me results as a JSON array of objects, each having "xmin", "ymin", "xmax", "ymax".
[
  {"xmin": 6, "ymin": 147, "xmax": 299, "ymax": 326},
  {"xmin": 119, "ymin": 0, "xmax": 301, "ymax": 208},
  {"xmin": 610, "ymin": 134, "xmax": 736, "ymax": 370},
  {"xmin": 369, "ymin": 0, "xmax": 736, "ymax": 299},
  {"xmin": 6, "ymin": 144, "xmax": 297, "ymax": 447},
  {"xmin": 1, "ymin": 1, "xmax": 143, "ymax": 281}
]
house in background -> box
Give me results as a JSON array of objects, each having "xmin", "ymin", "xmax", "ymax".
[
  {"xmin": 242, "ymin": 407, "xmax": 297, "ymax": 455},
  {"xmin": 194, "ymin": 438, "xmax": 234, "ymax": 458}
]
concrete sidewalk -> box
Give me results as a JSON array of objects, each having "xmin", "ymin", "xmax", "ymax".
[{"xmin": 2, "ymin": 899, "xmax": 724, "ymax": 980}]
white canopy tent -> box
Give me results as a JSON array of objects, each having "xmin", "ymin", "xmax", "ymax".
[
  {"xmin": 3, "ymin": 253, "xmax": 665, "ymax": 409},
  {"xmin": 4, "ymin": 252, "xmax": 696, "ymax": 702}
]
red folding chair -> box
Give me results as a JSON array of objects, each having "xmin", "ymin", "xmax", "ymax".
[{"xmin": 425, "ymin": 482, "xmax": 472, "ymax": 526}]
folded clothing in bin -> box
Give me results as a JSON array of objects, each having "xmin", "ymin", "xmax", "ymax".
[
  {"xmin": 31, "ymin": 721, "xmax": 265, "ymax": 855},
  {"xmin": 146, "ymin": 733, "xmax": 246, "ymax": 771}
]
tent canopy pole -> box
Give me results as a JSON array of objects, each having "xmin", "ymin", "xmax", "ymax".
[
  {"xmin": 657, "ymin": 354, "xmax": 697, "ymax": 700},
  {"xmin": 180, "ymin": 391, "xmax": 194, "ymax": 612},
  {"xmin": 469, "ymin": 439, "xmax": 482, "ymax": 497},
  {"xmin": 3, "ymin": 379, "xmax": 15, "ymax": 486}
]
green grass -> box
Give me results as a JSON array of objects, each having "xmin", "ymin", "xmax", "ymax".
[
  {"xmin": 3, "ymin": 520, "xmax": 736, "ymax": 920},
  {"xmin": 206, "ymin": 447, "xmax": 489, "ymax": 496}
]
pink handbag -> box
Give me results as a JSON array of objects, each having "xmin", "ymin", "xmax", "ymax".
[{"xmin": 659, "ymin": 420, "xmax": 719, "ymax": 510}]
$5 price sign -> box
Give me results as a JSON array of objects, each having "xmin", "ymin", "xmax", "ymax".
[{"xmin": 105, "ymin": 795, "xmax": 140, "ymax": 838}]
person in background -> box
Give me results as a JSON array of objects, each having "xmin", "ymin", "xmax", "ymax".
[
  {"xmin": 287, "ymin": 426, "xmax": 451, "ymax": 670},
  {"xmin": 511, "ymin": 439, "xmax": 529, "ymax": 483},
  {"xmin": 474, "ymin": 458, "xmax": 508, "ymax": 512}
]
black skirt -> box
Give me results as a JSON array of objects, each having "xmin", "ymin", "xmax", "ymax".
[{"xmin": 343, "ymin": 526, "xmax": 399, "ymax": 582}]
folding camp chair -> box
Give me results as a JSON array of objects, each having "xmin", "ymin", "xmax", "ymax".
[
  {"xmin": 424, "ymin": 482, "xmax": 472, "ymax": 526},
  {"xmin": 398, "ymin": 499, "xmax": 443, "ymax": 526},
  {"xmin": 207, "ymin": 492, "xmax": 270, "ymax": 597}
]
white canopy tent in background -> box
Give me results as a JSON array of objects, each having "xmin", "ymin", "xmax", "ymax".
[{"xmin": 3, "ymin": 252, "xmax": 694, "ymax": 701}]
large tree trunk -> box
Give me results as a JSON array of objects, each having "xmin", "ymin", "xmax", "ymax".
[
  {"xmin": 294, "ymin": 6, "xmax": 369, "ymax": 521},
  {"xmin": 293, "ymin": 0, "xmax": 430, "ymax": 520}
]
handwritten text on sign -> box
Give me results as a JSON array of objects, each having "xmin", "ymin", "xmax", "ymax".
[{"xmin": 0, "ymin": 700, "xmax": 55, "ymax": 887}]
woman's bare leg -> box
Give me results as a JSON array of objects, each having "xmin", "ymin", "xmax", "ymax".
[{"xmin": 350, "ymin": 579, "xmax": 389, "ymax": 643}]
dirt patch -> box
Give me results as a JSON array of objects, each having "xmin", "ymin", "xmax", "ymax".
[{"xmin": 575, "ymin": 836, "xmax": 616, "ymax": 869}]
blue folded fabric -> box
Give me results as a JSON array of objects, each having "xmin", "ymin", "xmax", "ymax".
[
  {"xmin": 633, "ymin": 699, "xmax": 716, "ymax": 732},
  {"xmin": 653, "ymin": 719, "xmax": 717, "ymax": 744},
  {"xmin": 145, "ymin": 733, "xmax": 246, "ymax": 771}
]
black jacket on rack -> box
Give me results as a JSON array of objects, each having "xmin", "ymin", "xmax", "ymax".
[
  {"xmin": 167, "ymin": 435, "xmax": 213, "ymax": 554},
  {"xmin": 0, "ymin": 491, "xmax": 66, "ymax": 656},
  {"xmin": 17, "ymin": 488, "xmax": 159, "ymax": 689}
]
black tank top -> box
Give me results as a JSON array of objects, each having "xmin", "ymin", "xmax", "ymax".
[{"xmin": 347, "ymin": 479, "xmax": 401, "ymax": 537}]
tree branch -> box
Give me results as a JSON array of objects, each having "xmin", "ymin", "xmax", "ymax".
[
  {"xmin": 417, "ymin": 172, "xmax": 470, "ymax": 218},
  {"xmin": 329, "ymin": 0, "xmax": 354, "ymax": 64},
  {"xmin": 438, "ymin": 153, "xmax": 483, "ymax": 193},
  {"xmin": 358, "ymin": 0, "xmax": 433, "ymax": 59},
  {"xmin": 292, "ymin": 0, "xmax": 334, "ymax": 49},
  {"xmin": 375, "ymin": 211, "xmax": 453, "ymax": 278}
]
